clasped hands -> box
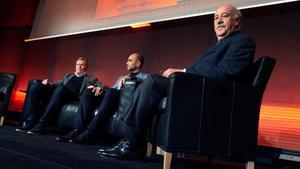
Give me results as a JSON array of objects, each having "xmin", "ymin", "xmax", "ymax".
[{"xmin": 87, "ymin": 85, "xmax": 103, "ymax": 96}]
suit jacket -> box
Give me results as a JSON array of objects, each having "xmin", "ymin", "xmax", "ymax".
[
  {"xmin": 112, "ymin": 72, "xmax": 148, "ymax": 89},
  {"xmin": 53, "ymin": 73, "xmax": 106, "ymax": 95},
  {"xmin": 186, "ymin": 31, "xmax": 256, "ymax": 83}
]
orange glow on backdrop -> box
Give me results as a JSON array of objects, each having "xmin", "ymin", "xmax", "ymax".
[
  {"xmin": 258, "ymin": 105, "xmax": 300, "ymax": 151},
  {"xmin": 95, "ymin": 0, "xmax": 189, "ymax": 19},
  {"xmin": 8, "ymin": 90, "xmax": 26, "ymax": 112}
]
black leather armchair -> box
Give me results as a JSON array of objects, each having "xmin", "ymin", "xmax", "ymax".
[
  {"xmin": 57, "ymin": 80, "xmax": 138, "ymax": 138},
  {"xmin": 0, "ymin": 72, "xmax": 17, "ymax": 125},
  {"xmin": 20, "ymin": 79, "xmax": 138, "ymax": 138},
  {"xmin": 147, "ymin": 56, "xmax": 276, "ymax": 169}
]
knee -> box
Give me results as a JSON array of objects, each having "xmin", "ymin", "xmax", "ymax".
[
  {"xmin": 105, "ymin": 88, "xmax": 119, "ymax": 96},
  {"xmin": 102, "ymin": 88, "xmax": 119, "ymax": 101},
  {"xmin": 80, "ymin": 88, "xmax": 96, "ymax": 99},
  {"xmin": 30, "ymin": 83, "xmax": 46, "ymax": 94},
  {"xmin": 143, "ymin": 74, "xmax": 159, "ymax": 87},
  {"xmin": 52, "ymin": 86, "xmax": 65, "ymax": 93}
]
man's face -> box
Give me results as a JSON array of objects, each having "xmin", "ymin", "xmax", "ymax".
[
  {"xmin": 75, "ymin": 59, "xmax": 88, "ymax": 74},
  {"xmin": 126, "ymin": 54, "xmax": 140, "ymax": 72},
  {"xmin": 214, "ymin": 5, "xmax": 240, "ymax": 40}
]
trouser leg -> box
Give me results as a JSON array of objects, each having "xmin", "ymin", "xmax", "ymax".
[
  {"xmin": 122, "ymin": 75, "xmax": 170, "ymax": 139},
  {"xmin": 39, "ymin": 86, "xmax": 77, "ymax": 124},
  {"xmin": 23, "ymin": 83, "xmax": 52, "ymax": 125},
  {"xmin": 87, "ymin": 88, "xmax": 120, "ymax": 134},
  {"xmin": 74, "ymin": 88, "xmax": 104, "ymax": 131}
]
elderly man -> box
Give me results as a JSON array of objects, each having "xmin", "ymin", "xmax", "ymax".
[
  {"xmin": 16, "ymin": 57, "xmax": 106, "ymax": 135},
  {"xmin": 98, "ymin": 4, "xmax": 256, "ymax": 159},
  {"xmin": 56, "ymin": 53, "xmax": 147, "ymax": 144}
]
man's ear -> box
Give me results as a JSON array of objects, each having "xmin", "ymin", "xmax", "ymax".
[
  {"xmin": 137, "ymin": 61, "xmax": 141, "ymax": 68},
  {"xmin": 234, "ymin": 19, "xmax": 241, "ymax": 28}
]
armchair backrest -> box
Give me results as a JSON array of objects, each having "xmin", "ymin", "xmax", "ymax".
[
  {"xmin": 252, "ymin": 56, "xmax": 276, "ymax": 94},
  {"xmin": 0, "ymin": 72, "xmax": 17, "ymax": 115},
  {"xmin": 115, "ymin": 79, "xmax": 139, "ymax": 116},
  {"xmin": 104, "ymin": 79, "xmax": 139, "ymax": 138},
  {"xmin": 0, "ymin": 73, "xmax": 16, "ymax": 85}
]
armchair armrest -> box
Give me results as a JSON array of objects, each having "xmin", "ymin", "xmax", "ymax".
[
  {"xmin": 157, "ymin": 72, "xmax": 259, "ymax": 158},
  {"xmin": 0, "ymin": 83, "xmax": 10, "ymax": 101},
  {"xmin": 161, "ymin": 72, "xmax": 234, "ymax": 152}
]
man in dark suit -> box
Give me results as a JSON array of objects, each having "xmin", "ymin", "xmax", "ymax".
[
  {"xmin": 16, "ymin": 57, "xmax": 106, "ymax": 134},
  {"xmin": 56, "ymin": 53, "xmax": 148, "ymax": 144},
  {"xmin": 98, "ymin": 4, "xmax": 256, "ymax": 159}
]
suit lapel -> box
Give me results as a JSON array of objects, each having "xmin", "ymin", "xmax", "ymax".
[
  {"xmin": 63, "ymin": 74, "xmax": 75, "ymax": 85},
  {"xmin": 80, "ymin": 75, "xmax": 88, "ymax": 94}
]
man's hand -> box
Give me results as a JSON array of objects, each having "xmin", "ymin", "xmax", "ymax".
[
  {"xmin": 117, "ymin": 75, "xmax": 130, "ymax": 90},
  {"xmin": 87, "ymin": 85, "xmax": 103, "ymax": 96},
  {"xmin": 42, "ymin": 79, "xmax": 49, "ymax": 85},
  {"xmin": 162, "ymin": 68, "xmax": 184, "ymax": 78}
]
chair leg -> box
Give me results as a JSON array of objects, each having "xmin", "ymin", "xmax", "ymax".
[
  {"xmin": 156, "ymin": 146, "xmax": 164, "ymax": 155},
  {"xmin": 0, "ymin": 116, "xmax": 4, "ymax": 126},
  {"xmin": 146, "ymin": 143, "xmax": 153, "ymax": 157},
  {"xmin": 163, "ymin": 151, "xmax": 172, "ymax": 169},
  {"xmin": 245, "ymin": 161, "xmax": 255, "ymax": 169}
]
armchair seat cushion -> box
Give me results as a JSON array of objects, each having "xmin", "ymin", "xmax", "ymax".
[{"xmin": 57, "ymin": 102, "xmax": 79, "ymax": 129}]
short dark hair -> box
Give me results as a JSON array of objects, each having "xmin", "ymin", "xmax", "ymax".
[
  {"xmin": 76, "ymin": 57, "xmax": 89, "ymax": 66},
  {"xmin": 132, "ymin": 53, "xmax": 144, "ymax": 68}
]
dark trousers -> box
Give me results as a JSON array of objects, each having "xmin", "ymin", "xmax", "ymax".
[
  {"xmin": 122, "ymin": 74, "xmax": 170, "ymax": 138},
  {"xmin": 39, "ymin": 86, "xmax": 79, "ymax": 123},
  {"xmin": 74, "ymin": 88, "xmax": 119, "ymax": 133},
  {"xmin": 23, "ymin": 83, "xmax": 52, "ymax": 125},
  {"xmin": 24, "ymin": 83, "xmax": 79, "ymax": 125}
]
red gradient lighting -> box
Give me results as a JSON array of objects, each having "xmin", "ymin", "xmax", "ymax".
[{"xmin": 258, "ymin": 105, "xmax": 300, "ymax": 151}]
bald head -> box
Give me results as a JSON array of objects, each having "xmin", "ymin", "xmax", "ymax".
[
  {"xmin": 126, "ymin": 53, "xmax": 144, "ymax": 73},
  {"xmin": 214, "ymin": 5, "xmax": 242, "ymax": 40}
]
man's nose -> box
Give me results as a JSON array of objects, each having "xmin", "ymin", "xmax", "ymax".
[{"xmin": 217, "ymin": 18, "xmax": 223, "ymax": 24}]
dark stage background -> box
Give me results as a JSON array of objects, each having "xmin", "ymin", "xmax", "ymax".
[{"xmin": 1, "ymin": 1, "xmax": 299, "ymax": 153}]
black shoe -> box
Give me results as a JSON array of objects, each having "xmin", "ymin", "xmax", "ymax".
[
  {"xmin": 56, "ymin": 129, "xmax": 79, "ymax": 142},
  {"xmin": 27, "ymin": 123, "xmax": 46, "ymax": 135},
  {"xmin": 97, "ymin": 139, "xmax": 125, "ymax": 153},
  {"xmin": 69, "ymin": 130, "xmax": 92, "ymax": 144},
  {"xmin": 98, "ymin": 140, "xmax": 144, "ymax": 160},
  {"xmin": 16, "ymin": 122, "xmax": 36, "ymax": 132}
]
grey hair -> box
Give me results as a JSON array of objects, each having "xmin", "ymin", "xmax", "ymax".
[
  {"xmin": 232, "ymin": 7, "xmax": 243, "ymax": 30},
  {"xmin": 232, "ymin": 8, "xmax": 243, "ymax": 20}
]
